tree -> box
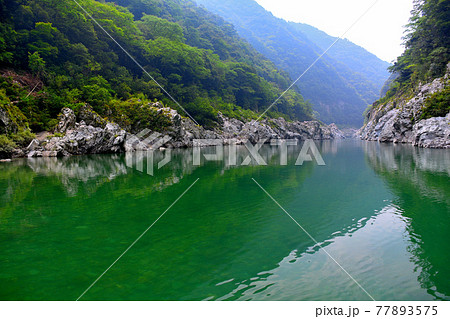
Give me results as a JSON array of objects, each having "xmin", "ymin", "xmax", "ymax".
[
  {"xmin": 28, "ymin": 51, "xmax": 46, "ymax": 77},
  {"xmin": 391, "ymin": 0, "xmax": 450, "ymax": 84}
]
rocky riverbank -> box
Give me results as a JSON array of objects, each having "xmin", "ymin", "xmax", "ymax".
[
  {"xmin": 3, "ymin": 104, "xmax": 344, "ymax": 159},
  {"xmin": 358, "ymin": 64, "xmax": 450, "ymax": 149}
]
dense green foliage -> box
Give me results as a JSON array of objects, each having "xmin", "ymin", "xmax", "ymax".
[
  {"xmin": 0, "ymin": 0, "xmax": 314, "ymax": 132},
  {"xmin": 194, "ymin": 0, "xmax": 391, "ymax": 127},
  {"xmin": 420, "ymin": 86, "xmax": 450, "ymax": 119},
  {"xmin": 369, "ymin": 0, "xmax": 449, "ymax": 121},
  {"xmin": 0, "ymin": 134, "xmax": 17, "ymax": 154},
  {"xmin": 0, "ymin": 76, "xmax": 60, "ymax": 132},
  {"xmin": 389, "ymin": 0, "xmax": 449, "ymax": 89},
  {"xmin": 0, "ymin": 88, "xmax": 28, "ymax": 132},
  {"xmin": 106, "ymin": 96, "xmax": 173, "ymax": 132},
  {"xmin": 0, "ymin": 86, "xmax": 35, "ymax": 158},
  {"xmin": 0, "ymin": 88, "xmax": 35, "ymax": 157}
]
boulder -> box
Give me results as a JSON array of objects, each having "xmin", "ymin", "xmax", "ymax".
[
  {"xmin": 42, "ymin": 151, "xmax": 58, "ymax": 157},
  {"xmin": 78, "ymin": 104, "xmax": 107, "ymax": 128},
  {"xmin": 45, "ymin": 113, "xmax": 127, "ymax": 156},
  {"xmin": 13, "ymin": 105, "xmax": 346, "ymax": 157},
  {"xmin": 27, "ymin": 150, "xmax": 43, "ymax": 158},
  {"xmin": 26, "ymin": 139, "xmax": 40, "ymax": 151},
  {"xmin": 55, "ymin": 108, "xmax": 76, "ymax": 134},
  {"xmin": 213, "ymin": 113, "xmax": 344, "ymax": 145},
  {"xmin": 359, "ymin": 63, "xmax": 450, "ymax": 148},
  {"xmin": 411, "ymin": 113, "xmax": 450, "ymax": 148},
  {"xmin": 328, "ymin": 123, "xmax": 346, "ymax": 139}
]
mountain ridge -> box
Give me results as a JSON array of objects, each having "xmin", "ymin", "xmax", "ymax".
[
  {"xmin": 289, "ymin": 22, "xmax": 390, "ymax": 101},
  {"xmin": 194, "ymin": 0, "xmax": 391, "ymax": 127}
]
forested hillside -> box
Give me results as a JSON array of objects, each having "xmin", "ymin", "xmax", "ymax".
[
  {"xmin": 0, "ymin": 0, "xmax": 313, "ymax": 138},
  {"xmin": 388, "ymin": 0, "xmax": 449, "ymax": 93},
  {"xmin": 367, "ymin": 0, "xmax": 449, "ymax": 120},
  {"xmin": 288, "ymin": 23, "xmax": 391, "ymax": 100},
  {"xmin": 194, "ymin": 0, "xmax": 391, "ymax": 127},
  {"xmin": 359, "ymin": 0, "xmax": 449, "ymax": 148}
]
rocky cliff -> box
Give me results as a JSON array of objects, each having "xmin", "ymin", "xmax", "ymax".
[
  {"xmin": 8, "ymin": 104, "xmax": 344, "ymax": 159},
  {"xmin": 359, "ymin": 64, "xmax": 450, "ymax": 149}
]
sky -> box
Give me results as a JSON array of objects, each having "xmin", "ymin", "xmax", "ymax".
[{"xmin": 254, "ymin": 0, "xmax": 414, "ymax": 63}]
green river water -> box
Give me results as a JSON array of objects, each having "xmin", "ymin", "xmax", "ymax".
[{"xmin": 0, "ymin": 140, "xmax": 449, "ymax": 300}]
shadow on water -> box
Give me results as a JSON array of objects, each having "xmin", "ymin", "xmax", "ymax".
[{"xmin": 363, "ymin": 142, "xmax": 450, "ymax": 300}]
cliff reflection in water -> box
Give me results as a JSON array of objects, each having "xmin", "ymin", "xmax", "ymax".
[
  {"xmin": 6, "ymin": 140, "xmax": 338, "ymax": 197},
  {"xmin": 1, "ymin": 141, "xmax": 448, "ymax": 300},
  {"xmin": 364, "ymin": 142, "xmax": 450, "ymax": 300},
  {"xmin": 0, "ymin": 144, "xmax": 320, "ymax": 300}
]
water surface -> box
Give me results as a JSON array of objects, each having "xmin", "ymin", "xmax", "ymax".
[{"xmin": 0, "ymin": 140, "xmax": 449, "ymax": 300}]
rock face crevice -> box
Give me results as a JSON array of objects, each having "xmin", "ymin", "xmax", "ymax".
[
  {"xmin": 359, "ymin": 64, "xmax": 449, "ymax": 149},
  {"xmin": 14, "ymin": 104, "xmax": 344, "ymax": 158}
]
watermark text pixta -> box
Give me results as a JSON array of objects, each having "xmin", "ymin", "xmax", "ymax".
[{"xmin": 126, "ymin": 136, "xmax": 325, "ymax": 176}]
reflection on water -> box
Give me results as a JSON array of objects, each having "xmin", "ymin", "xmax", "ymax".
[
  {"xmin": 0, "ymin": 140, "xmax": 448, "ymax": 300},
  {"xmin": 363, "ymin": 142, "xmax": 450, "ymax": 300}
]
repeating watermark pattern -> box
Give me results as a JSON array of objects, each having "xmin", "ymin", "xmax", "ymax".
[
  {"xmin": 125, "ymin": 131, "xmax": 326, "ymax": 176},
  {"xmin": 194, "ymin": 139, "xmax": 326, "ymax": 167},
  {"xmin": 125, "ymin": 130, "xmax": 172, "ymax": 176}
]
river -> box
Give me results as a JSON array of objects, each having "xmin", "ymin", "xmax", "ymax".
[{"xmin": 0, "ymin": 140, "xmax": 449, "ymax": 300}]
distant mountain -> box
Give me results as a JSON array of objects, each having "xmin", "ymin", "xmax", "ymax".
[
  {"xmin": 194, "ymin": 0, "xmax": 391, "ymax": 127},
  {"xmin": 289, "ymin": 23, "xmax": 391, "ymax": 101}
]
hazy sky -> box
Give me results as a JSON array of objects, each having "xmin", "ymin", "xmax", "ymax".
[{"xmin": 254, "ymin": 0, "xmax": 414, "ymax": 63}]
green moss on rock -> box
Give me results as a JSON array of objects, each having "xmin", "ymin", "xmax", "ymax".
[
  {"xmin": 420, "ymin": 86, "xmax": 450, "ymax": 120},
  {"xmin": 0, "ymin": 89, "xmax": 28, "ymax": 134}
]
